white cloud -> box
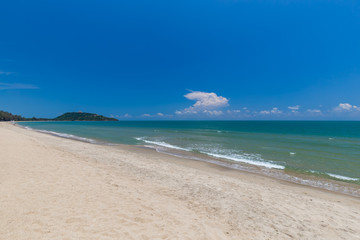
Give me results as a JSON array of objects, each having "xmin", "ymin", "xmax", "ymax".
[
  {"xmin": 271, "ymin": 108, "xmax": 282, "ymax": 114},
  {"xmin": 259, "ymin": 110, "xmax": 270, "ymax": 115},
  {"xmin": 307, "ymin": 109, "xmax": 322, "ymax": 113},
  {"xmin": 227, "ymin": 109, "xmax": 241, "ymax": 114},
  {"xmin": 260, "ymin": 107, "xmax": 282, "ymax": 115},
  {"xmin": 184, "ymin": 91, "xmax": 229, "ymax": 108},
  {"xmin": 0, "ymin": 82, "xmax": 38, "ymax": 90},
  {"xmin": 142, "ymin": 114, "xmax": 151, "ymax": 117},
  {"xmin": 157, "ymin": 113, "xmax": 164, "ymax": 116},
  {"xmin": 176, "ymin": 91, "xmax": 229, "ymax": 115},
  {"xmin": 334, "ymin": 103, "xmax": 359, "ymax": 112},
  {"xmin": 242, "ymin": 107, "xmax": 250, "ymax": 113},
  {"xmin": 203, "ymin": 110, "xmax": 223, "ymax": 116},
  {"xmin": 288, "ymin": 105, "xmax": 300, "ymax": 110},
  {"xmin": 114, "ymin": 113, "xmax": 131, "ymax": 118},
  {"xmin": 175, "ymin": 108, "xmax": 198, "ymax": 115},
  {"xmin": 288, "ymin": 105, "xmax": 300, "ymax": 112}
]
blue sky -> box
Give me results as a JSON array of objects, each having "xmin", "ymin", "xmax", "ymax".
[{"xmin": 1, "ymin": 0, "xmax": 360, "ymax": 120}]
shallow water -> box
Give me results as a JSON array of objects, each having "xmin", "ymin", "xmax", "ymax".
[{"xmin": 18, "ymin": 121, "xmax": 360, "ymax": 195}]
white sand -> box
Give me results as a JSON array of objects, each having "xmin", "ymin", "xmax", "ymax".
[{"xmin": 1, "ymin": 122, "xmax": 360, "ymax": 239}]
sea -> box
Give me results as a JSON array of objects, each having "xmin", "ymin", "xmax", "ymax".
[{"xmin": 18, "ymin": 121, "xmax": 360, "ymax": 197}]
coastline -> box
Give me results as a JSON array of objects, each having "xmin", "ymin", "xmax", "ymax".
[
  {"xmin": 17, "ymin": 121, "xmax": 360, "ymax": 197},
  {"xmin": 1, "ymin": 122, "xmax": 360, "ymax": 239}
]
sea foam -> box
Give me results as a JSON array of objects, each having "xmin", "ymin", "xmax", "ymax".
[
  {"xmin": 135, "ymin": 137, "xmax": 191, "ymax": 151},
  {"xmin": 136, "ymin": 137, "xmax": 284, "ymax": 169},
  {"xmin": 309, "ymin": 170, "xmax": 359, "ymax": 182},
  {"xmin": 203, "ymin": 152, "xmax": 285, "ymax": 170},
  {"xmin": 24, "ymin": 126, "xmax": 98, "ymax": 144},
  {"xmin": 327, "ymin": 173, "xmax": 359, "ymax": 181}
]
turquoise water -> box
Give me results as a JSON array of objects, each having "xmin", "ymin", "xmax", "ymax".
[{"xmin": 18, "ymin": 121, "xmax": 360, "ymax": 188}]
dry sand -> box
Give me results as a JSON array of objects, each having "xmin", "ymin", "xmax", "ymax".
[{"xmin": 0, "ymin": 122, "xmax": 360, "ymax": 240}]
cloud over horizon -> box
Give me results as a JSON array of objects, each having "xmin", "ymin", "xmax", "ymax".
[
  {"xmin": 184, "ymin": 91, "xmax": 229, "ymax": 108},
  {"xmin": 176, "ymin": 91, "xmax": 229, "ymax": 116},
  {"xmin": 115, "ymin": 93, "xmax": 359, "ymax": 120},
  {"xmin": 334, "ymin": 103, "xmax": 360, "ymax": 112},
  {"xmin": 288, "ymin": 105, "xmax": 300, "ymax": 113},
  {"xmin": 307, "ymin": 109, "xmax": 322, "ymax": 114},
  {"xmin": 259, "ymin": 107, "xmax": 282, "ymax": 115}
]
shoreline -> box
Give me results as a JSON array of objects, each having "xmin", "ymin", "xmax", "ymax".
[
  {"xmin": 1, "ymin": 122, "xmax": 360, "ymax": 239},
  {"xmin": 17, "ymin": 122, "xmax": 360, "ymax": 198}
]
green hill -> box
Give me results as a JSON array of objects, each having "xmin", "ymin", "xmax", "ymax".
[
  {"xmin": 53, "ymin": 112, "xmax": 118, "ymax": 121},
  {"xmin": 0, "ymin": 111, "xmax": 118, "ymax": 121}
]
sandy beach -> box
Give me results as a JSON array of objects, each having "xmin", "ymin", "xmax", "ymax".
[{"xmin": 0, "ymin": 122, "xmax": 359, "ymax": 240}]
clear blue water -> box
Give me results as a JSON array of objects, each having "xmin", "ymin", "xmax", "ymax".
[{"xmin": 18, "ymin": 121, "xmax": 360, "ymax": 187}]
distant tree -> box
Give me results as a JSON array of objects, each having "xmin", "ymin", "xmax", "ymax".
[
  {"xmin": 0, "ymin": 111, "xmax": 26, "ymax": 121},
  {"xmin": 0, "ymin": 110, "xmax": 118, "ymax": 122},
  {"xmin": 53, "ymin": 112, "xmax": 118, "ymax": 121}
]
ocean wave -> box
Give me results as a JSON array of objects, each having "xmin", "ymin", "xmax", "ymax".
[
  {"xmin": 136, "ymin": 137, "xmax": 284, "ymax": 169},
  {"xmin": 135, "ymin": 137, "xmax": 191, "ymax": 151},
  {"xmin": 202, "ymin": 152, "xmax": 285, "ymax": 170},
  {"xmin": 24, "ymin": 126, "xmax": 98, "ymax": 144},
  {"xmin": 309, "ymin": 170, "xmax": 359, "ymax": 182},
  {"xmin": 327, "ymin": 173, "xmax": 359, "ymax": 181}
]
